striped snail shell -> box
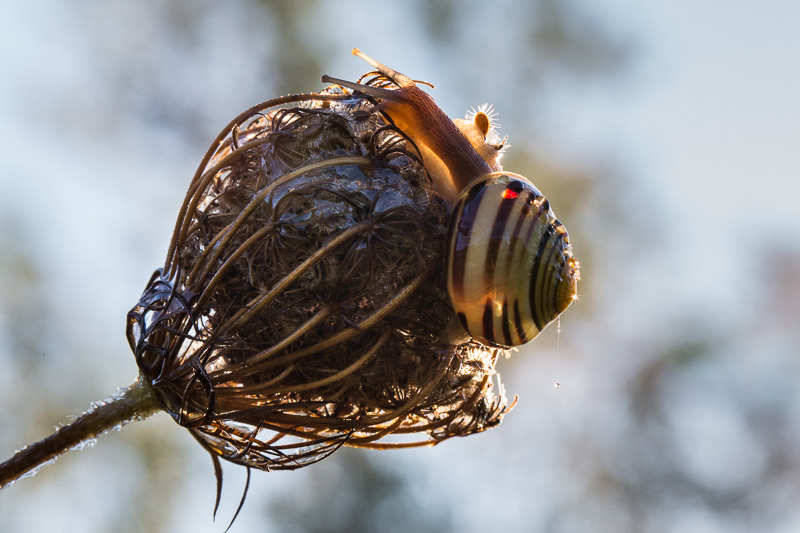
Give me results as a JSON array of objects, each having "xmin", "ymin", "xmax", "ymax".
[
  {"xmin": 326, "ymin": 50, "xmax": 580, "ymax": 348},
  {"xmin": 447, "ymin": 172, "xmax": 579, "ymax": 347}
]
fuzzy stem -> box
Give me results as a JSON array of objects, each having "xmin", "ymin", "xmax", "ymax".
[{"xmin": 0, "ymin": 377, "xmax": 162, "ymax": 489}]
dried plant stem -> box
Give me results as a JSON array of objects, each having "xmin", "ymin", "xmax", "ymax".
[{"xmin": 0, "ymin": 377, "xmax": 162, "ymax": 489}]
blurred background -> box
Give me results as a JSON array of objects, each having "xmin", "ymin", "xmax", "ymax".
[{"xmin": 1, "ymin": 1, "xmax": 798, "ymax": 532}]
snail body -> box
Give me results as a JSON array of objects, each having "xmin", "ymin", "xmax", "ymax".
[
  {"xmin": 325, "ymin": 50, "xmax": 579, "ymax": 347},
  {"xmin": 323, "ymin": 50, "xmax": 498, "ymax": 206}
]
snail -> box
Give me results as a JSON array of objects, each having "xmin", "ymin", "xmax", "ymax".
[
  {"xmin": 324, "ymin": 49, "xmax": 579, "ymax": 348},
  {"xmin": 124, "ymin": 50, "xmax": 580, "ymax": 469},
  {"xmin": 0, "ymin": 49, "xmax": 582, "ymax": 491}
]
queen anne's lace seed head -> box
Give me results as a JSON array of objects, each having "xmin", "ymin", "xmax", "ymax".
[{"xmin": 126, "ymin": 85, "xmax": 511, "ymax": 471}]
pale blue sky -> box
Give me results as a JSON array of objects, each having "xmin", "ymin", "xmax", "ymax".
[{"xmin": 1, "ymin": 2, "xmax": 799, "ymax": 532}]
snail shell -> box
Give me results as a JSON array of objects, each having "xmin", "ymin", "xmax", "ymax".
[
  {"xmin": 326, "ymin": 50, "xmax": 580, "ymax": 348},
  {"xmin": 447, "ymin": 172, "xmax": 579, "ymax": 348}
]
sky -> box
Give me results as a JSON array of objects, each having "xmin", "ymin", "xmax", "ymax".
[
  {"xmin": 543, "ymin": 1, "xmax": 800, "ymax": 320},
  {"xmin": 1, "ymin": 2, "xmax": 799, "ymax": 532}
]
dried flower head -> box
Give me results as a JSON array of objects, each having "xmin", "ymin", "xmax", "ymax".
[
  {"xmin": 0, "ymin": 52, "xmax": 578, "ymax": 506},
  {"xmin": 125, "ymin": 84, "xmax": 511, "ymax": 472}
]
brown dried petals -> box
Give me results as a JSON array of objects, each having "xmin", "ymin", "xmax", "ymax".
[{"xmin": 126, "ymin": 88, "xmax": 511, "ymax": 471}]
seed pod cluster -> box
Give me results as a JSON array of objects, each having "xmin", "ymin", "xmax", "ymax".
[{"xmin": 127, "ymin": 81, "xmax": 510, "ymax": 471}]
